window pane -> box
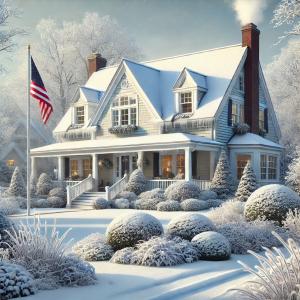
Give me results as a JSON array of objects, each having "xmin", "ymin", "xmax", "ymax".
[
  {"xmin": 132, "ymin": 155, "xmax": 138, "ymax": 170},
  {"xmin": 76, "ymin": 106, "xmax": 85, "ymax": 125},
  {"xmin": 130, "ymin": 97, "xmax": 136, "ymax": 105},
  {"xmin": 130, "ymin": 108, "xmax": 137, "ymax": 125},
  {"xmin": 236, "ymin": 154, "xmax": 251, "ymax": 179},
  {"xmin": 162, "ymin": 155, "xmax": 173, "ymax": 178},
  {"xmin": 71, "ymin": 160, "xmax": 79, "ymax": 179},
  {"xmin": 260, "ymin": 154, "xmax": 267, "ymax": 180},
  {"xmin": 176, "ymin": 154, "xmax": 185, "ymax": 178},
  {"xmin": 83, "ymin": 159, "xmax": 92, "ymax": 178},
  {"xmin": 232, "ymin": 103, "xmax": 238, "ymax": 124},
  {"xmin": 120, "ymin": 96, "xmax": 129, "ymax": 106},
  {"xmin": 180, "ymin": 92, "xmax": 192, "ymax": 113},
  {"xmin": 121, "ymin": 109, "xmax": 129, "ymax": 125},
  {"xmin": 116, "ymin": 156, "xmax": 120, "ymax": 178},
  {"xmin": 240, "ymin": 105, "xmax": 244, "ymax": 123},
  {"xmin": 259, "ymin": 110, "xmax": 265, "ymax": 130},
  {"xmin": 112, "ymin": 110, "xmax": 119, "ymax": 126},
  {"xmin": 268, "ymin": 156, "xmax": 277, "ymax": 180}
]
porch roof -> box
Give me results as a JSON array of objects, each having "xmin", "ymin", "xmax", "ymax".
[{"xmin": 31, "ymin": 133, "xmax": 223, "ymax": 157}]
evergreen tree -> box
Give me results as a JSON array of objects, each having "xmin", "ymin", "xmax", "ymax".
[
  {"xmin": 126, "ymin": 169, "xmax": 147, "ymax": 195},
  {"xmin": 235, "ymin": 161, "xmax": 257, "ymax": 202},
  {"xmin": 210, "ymin": 150, "xmax": 235, "ymax": 197},
  {"xmin": 6, "ymin": 166, "xmax": 26, "ymax": 196},
  {"xmin": 0, "ymin": 161, "xmax": 12, "ymax": 183},
  {"xmin": 36, "ymin": 173, "xmax": 53, "ymax": 196}
]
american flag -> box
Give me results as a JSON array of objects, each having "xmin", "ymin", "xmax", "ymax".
[{"xmin": 30, "ymin": 58, "xmax": 53, "ymax": 124}]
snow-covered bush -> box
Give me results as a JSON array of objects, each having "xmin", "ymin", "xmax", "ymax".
[
  {"xmin": 139, "ymin": 188, "xmax": 165, "ymax": 201},
  {"xmin": 134, "ymin": 197, "xmax": 163, "ymax": 210},
  {"xmin": 283, "ymin": 209, "xmax": 300, "ymax": 242},
  {"xmin": 286, "ymin": 153, "xmax": 300, "ymax": 195},
  {"xmin": 115, "ymin": 191, "xmax": 137, "ymax": 202},
  {"xmin": 199, "ymin": 190, "xmax": 217, "ymax": 200},
  {"xmin": 72, "ymin": 233, "xmax": 114, "ymax": 261},
  {"xmin": 0, "ymin": 161, "xmax": 12, "ymax": 184},
  {"xmin": 106, "ymin": 212, "xmax": 163, "ymax": 250},
  {"xmin": 125, "ymin": 169, "xmax": 147, "ymax": 195},
  {"xmin": 5, "ymin": 167, "xmax": 26, "ymax": 197},
  {"xmin": 206, "ymin": 198, "xmax": 223, "ymax": 208},
  {"xmin": 110, "ymin": 247, "xmax": 135, "ymax": 264},
  {"xmin": 0, "ymin": 261, "xmax": 36, "ymax": 299},
  {"xmin": 156, "ymin": 200, "xmax": 181, "ymax": 211},
  {"xmin": 93, "ymin": 198, "xmax": 108, "ymax": 210},
  {"xmin": 191, "ymin": 231, "xmax": 231, "ymax": 260},
  {"xmin": 235, "ymin": 161, "xmax": 257, "ymax": 202},
  {"xmin": 0, "ymin": 213, "xmax": 14, "ymax": 247},
  {"xmin": 47, "ymin": 196, "xmax": 66, "ymax": 208},
  {"xmin": 166, "ymin": 213, "xmax": 216, "ymax": 241},
  {"xmin": 114, "ymin": 198, "xmax": 130, "ymax": 209},
  {"xmin": 0, "ymin": 197, "xmax": 20, "ymax": 215},
  {"xmin": 244, "ymin": 184, "xmax": 300, "ymax": 223},
  {"xmin": 232, "ymin": 233, "xmax": 300, "ymax": 300},
  {"xmin": 36, "ymin": 173, "xmax": 53, "ymax": 196},
  {"xmin": 210, "ymin": 150, "xmax": 235, "ymax": 197},
  {"xmin": 48, "ymin": 187, "xmax": 66, "ymax": 200},
  {"xmin": 181, "ymin": 199, "xmax": 209, "ymax": 211},
  {"xmin": 165, "ymin": 181, "xmax": 201, "ymax": 202},
  {"xmin": 34, "ymin": 198, "xmax": 50, "ymax": 208},
  {"xmin": 207, "ymin": 200, "xmax": 245, "ymax": 226},
  {"xmin": 29, "ymin": 176, "xmax": 36, "ymax": 196}
]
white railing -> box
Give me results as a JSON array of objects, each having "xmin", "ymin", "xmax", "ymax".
[
  {"xmin": 66, "ymin": 175, "xmax": 94, "ymax": 207},
  {"xmin": 53, "ymin": 180, "xmax": 80, "ymax": 188},
  {"xmin": 148, "ymin": 179, "xmax": 211, "ymax": 191},
  {"xmin": 105, "ymin": 174, "xmax": 128, "ymax": 200}
]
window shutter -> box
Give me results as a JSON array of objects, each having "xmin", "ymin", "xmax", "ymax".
[
  {"xmin": 192, "ymin": 151, "xmax": 197, "ymax": 178},
  {"xmin": 153, "ymin": 152, "xmax": 160, "ymax": 178},
  {"xmin": 64, "ymin": 158, "xmax": 70, "ymax": 179},
  {"xmin": 228, "ymin": 99, "xmax": 232, "ymax": 126},
  {"xmin": 264, "ymin": 108, "xmax": 269, "ymax": 133}
]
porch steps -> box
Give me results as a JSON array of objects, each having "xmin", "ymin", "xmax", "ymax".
[{"xmin": 71, "ymin": 192, "xmax": 107, "ymax": 209}]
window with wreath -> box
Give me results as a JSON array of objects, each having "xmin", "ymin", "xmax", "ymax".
[
  {"xmin": 76, "ymin": 106, "xmax": 85, "ymax": 125},
  {"xmin": 179, "ymin": 92, "xmax": 193, "ymax": 113},
  {"xmin": 111, "ymin": 96, "xmax": 137, "ymax": 126},
  {"xmin": 261, "ymin": 154, "xmax": 278, "ymax": 180}
]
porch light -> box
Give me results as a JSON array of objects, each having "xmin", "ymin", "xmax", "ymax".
[
  {"xmin": 98, "ymin": 160, "xmax": 103, "ymax": 167},
  {"xmin": 53, "ymin": 167, "xmax": 58, "ymax": 180}
]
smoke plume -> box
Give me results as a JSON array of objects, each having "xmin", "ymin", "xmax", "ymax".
[{"xmin": 232, "ymin": 0, "xmax": 268, "ymax": 25}]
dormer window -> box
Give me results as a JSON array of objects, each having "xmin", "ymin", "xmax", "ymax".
[
  {"xmin": 111, "ymin": 96, "xmax": 137, "ymax": 126},
  {"xmin": 76, "ymin": 106, "xmax": 85, "ymax": 125},
  {"xmin": 180, "ymin": 92, "xmax": 193, "ymax": 113}
]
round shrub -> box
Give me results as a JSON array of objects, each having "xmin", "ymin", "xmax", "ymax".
[
  {"xmin": 47, "ymin": 196, "xmax": 66, "ymax": 208},
  {"xmin": 165, "ymin": 181, "xmax": 201, "ymax": 202},
  {"xmin": 35, "ymin": 198, "xmax": 50, "ymax": 208},
  {"xmin": 106, "ymin": 212, "xmax": 163, "ymax": 250},
  {"xmin": 199, "ymin": 190, "xmax": 217, "ymax": 200},
  {"xmin": 125, "ymin": 169, "xmax": 147, "ymax": 195},
  {"xmin": 110, "ymin": 247, "xmax": 135, "ymax": 264},
  {"xmin": 134, "ymin": 198, "xmax": 163, "ymax": 210},
  {"xmin": 0, "ymin": 261, "xmax": 36, "ymax": 299},
  {"xmin": 115, "ymin": 191, "xmax": 137, "ymax": 202},
  {"xmin": 93, "ymin": 198, "xmax": 108, "ymax": 210},
  {"xmin": 139, "ymin": 188, "xmax": 165, "ymax": 201},
  {"xmin": 114, "ymin": 198, "xmax": 130, "ymax": 209},
  {"xmin": 244, "ymin": 184, "xmax": 300, "ymax": 223},
  {"xmin": 48, "ymin": 187, "xmax": 66, "ymax": 200},
  {"xmin": 72, "ymin": 233, "xmax": 114, "ymax": 261},
  {"xmin": 156, "ymin": 200, "xmax": 181, "ymax": 211},
  {"xmin": 166, "ymin": 213, "xmax": 216, "ymax": 241},
  {"xmin": 206, "ymin": 199, "xmax": 223, "ymax": 208},
  {"xmin": 191, "ymin": 231, "xmax": 231, "ymax": 260},
  {"xmin": 181, "ymin": 199, "xmax": 209, "ymax": 211}
]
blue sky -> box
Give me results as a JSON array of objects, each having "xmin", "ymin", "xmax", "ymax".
[{"xmin": 8, "ymin": 0, "xmax": 288, "ymax": 72}]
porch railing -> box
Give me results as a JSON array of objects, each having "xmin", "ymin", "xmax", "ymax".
[
  {"xmin": 53, "ymin": 180, "xmax": 80, "ymax": 188},
  {"xmin": 66, "ymin": 175, "xmax": 94, "ymax": 207},
  {"xmin": 105, "ymin": 173, "xmax": 128, "ymax": 200},
  {"xmin": 148, "ymin": 179, "xmax": 211, "ymax": 191}
]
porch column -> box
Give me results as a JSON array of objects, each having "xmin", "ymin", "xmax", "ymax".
[
  {"xmin": 30, "ymin": 156, "xmax": 37, "ymax": 181},
  {"xmin": 185, "ymin": 147, "xmax": 192, "ymax": 181},
  {"xmin": 92, "ymin": 154, "xmax": 99, "ymax": 190},
  {"xmin": 137, "ymin": 151, "xmax": 144, "ymax": 171},
  {"xmin": 58, "ymin": 156, "xmax": 65, "ymax": 181}
]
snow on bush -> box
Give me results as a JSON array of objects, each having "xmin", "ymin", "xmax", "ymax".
[
  {"xmin": 30, "ymin": 176, "xmax": 36, "ymax": 197},
  {"xmin": 207, "ymin": 200, "xmax": 245, "ymax": 226},
  {"xmin": 199, "ymin": 190, "xmax": 217, "ymax": 200},
  {"xmin": 5, "ymin": 167, "xmax": 26, "ymax": 197},
  {"xmin": 0, "ymin": 261, "xmax": 36, "ymax": 299},
  {"xmin": 125, "ymin": 169, "xmax": 147, "ymax": 195},
  {"xmin": 114, "ymin": 198, "xmax": 130, "ymax": 209},
  {"xmin": 181, "ymin": 199, "xmax": 209, "ymax": 211},
  {"xmin": 0, "ymin": 213, "xmax": 14, "ymax": 247},
  {"xmin": 166, "ymin": 213, "xmax": 216, "ymax": 241},
  {"xmin": 47, "ymin": 196, "xmax": 66, "ymax": 208},
  {"xmin": 206, "ymin": 199, "xmax": 223, "ymax": 208},
  {"xmin": 283, "ymin": 209, "xmax": 300, "ymax": 242},
  {"xmin": 191, "ymin": 231, "xmax": 231, "ymax": 260},
  {"xmin": 165, "ymin": 181, "xmax": 201, "ymax": 202},
  {"xmin": 106, "ymin": 212, "xmax": 163, "ymax": 250},
  {"xmin": 286, "ymin": 153, "xmax": 300, "ymax": 195},
  {"xmin": 139, "ymin": 188, "xmax": 165, "ymax": 201},
  {"xmin": 48, "ymin": 187, "xmax": 66, "ymax": 200},
  {"xmin": 72, "ymin": 233, "xmax": 114, "ymax": 261},
  {"xmin": 0, "ymin": 197, "xmax": 20, "ymax": 215},
  {"xmin": 110, "ymin": 247, "xmax": 135, "ymax": 264},
  {"xmin": 244, "ymin": 184, "xmax": 300, "ymax": 223},
  {"xmin": 34, "ymin": 198, "xmax": 50, "ymax": 208},
  {"xmin": 134, "ymin": 198, "xmax": 163, "ymax": 210},
  {"xmin": 235, "ymin": 161, "xmax": 257, "ymax": 202},
  {"xmin": 36, "ymin": 173, "xmax": 53, "ymax": 196},
  {"xmin": 93, "ymin": 198, "xmax": 108, "ymax": 210},
  {"xmin": 156, "ymin": 200, "xmax": 181, "ymax": 211},
  {"xmin": 232, "ymin": 122, "xmax": 250, "ymax": 135},
  {"xmin": 0, "ymin": 161, "xmax": 12, "ymax": 184},
  {"xmin": 115, "ymin": 191, "xmax": 137, "ymax": 202}
]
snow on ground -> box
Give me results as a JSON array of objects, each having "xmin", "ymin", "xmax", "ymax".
[{"xmin": 11, "ymin": 209, "xmax": 256, "ymax": 300}]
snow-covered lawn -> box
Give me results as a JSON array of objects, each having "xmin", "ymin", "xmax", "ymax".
[{"xmin": 11, "ymin": 209, "xmax": 256, "ymax": 299}]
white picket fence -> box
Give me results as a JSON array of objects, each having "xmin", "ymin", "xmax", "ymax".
[
  {"xmin": 105, "ymin": 173, "xmax": 129, "ymax": 200},
  {"xmin": 148, "ymin": 179, "xmax": 211, "ymax": 191}
]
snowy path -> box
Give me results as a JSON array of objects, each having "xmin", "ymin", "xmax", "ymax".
[{"xmin": 11, "ymin": 209, "xmax": 255, "ymax": 300}]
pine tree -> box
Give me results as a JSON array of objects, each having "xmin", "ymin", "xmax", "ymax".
[
  {"xmin": 210, "ymin": 150, "xmax": 235, "ymax": 197},
  {"xmin": 6, "ymin": 166, "xmax": 26, "ymax": 196},
  {"xmin": 235, "ymin": 161, "xmax": 257, "ymax": 202},
  {"xmin": 36, "ymin": 173, "xmax": 53, "ymax": 196}
]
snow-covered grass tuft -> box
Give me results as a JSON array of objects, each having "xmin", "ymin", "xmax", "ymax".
[
  {"xmin": 0, "ymin": 197, "xmax": 20, "ymax": 215},
  {"xmin": 181, "ymin": 198, "xmax": 209, "ymax": 211},
  {"xmin": 283, "ymin": 209, "xmax": 300, "ymax": 242},
  {"xmin": 110, "ymin": 247, "xmax": 135, "ymax": 264},
  {"xmin": 156, "ymin": 200, "xmax": 181, "ymax": 211}
]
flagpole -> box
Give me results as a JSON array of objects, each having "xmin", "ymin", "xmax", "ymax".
[{"xmin": 27, "ymin": 44, "xmax": 31, "ymax": 217}]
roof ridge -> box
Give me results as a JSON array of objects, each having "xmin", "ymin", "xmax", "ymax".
[{"xmin": 123, "ymin": 58, "xmax": 160, "ymax": 72}]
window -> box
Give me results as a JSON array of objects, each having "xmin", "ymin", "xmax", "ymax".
[
  {"xmin": 76, "ymin": 106, "xmax": 85, "ymax": 125},
  {"xmin": 112, "ymin": 110, "xmax": 119, "ymax": 127},
  {"xmin": 238, "ymin": 74, "xmax": 244, "ymax": 92},
  {"xmin": 232, "ymin": 103, "xmax": 239, "ymax": 125},
  {"xmin": 180, "ymin": 92, "xmax": 192, "ymax": 113},
  {"xmin": 83, "ymin": 159, "xmax": 92, "ymax": 178},
  {"xmin": 231, "ymin": 102, "xmax": 244, "ymax": 125},
  {"xmin": 236, "ymin": 154, "xmax": 251, "ymax": 179},
  {"xmin": 260, "ymin": 154, "xmax": 278, "ymax": 180},
  {"xmin": 162, "ymin": 155, "xmax": 173, "ymax": 178},
  {"xmin": 239, "ymin": 104, "xmax": 244, "ymax": 123},
  {"xmin": 6, "ymin": 160, "xmax": 15, "ymax": 167},
  {"xmin": 176, "ymin": 154, "xmax": 185, "ymax": 177},
  {"xmin": 121, "ymin": 109, "xmax": 129, "ymax": 125},
  {"xmin": 259, "ymin": 110, "xmax": 265, "ymax": 130},
  {"xmin": 71, "ymin": 160, "xmax": 79, "ymax": 179},
  {"xmin": 111, "ymin": 96, "xmax": 137, "ymax": 126}
]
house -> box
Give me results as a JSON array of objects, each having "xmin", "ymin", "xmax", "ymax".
[{"xmin": 30, "ymin": 23, "xmax": 283, "ymax": 203}]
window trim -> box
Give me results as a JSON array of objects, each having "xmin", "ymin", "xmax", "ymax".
[
  {"xmin": 260, "ymin": 153, "xmax": 279, "ymax": 181},
  {"xmin": 179, "ymin": 91, "xmax": 193, "ymax": 113},
  {"xmin": 231, "ymin": 101, "xmax": 244, "ymax": 126},
  {"xmin": 75, "ymin": 106, "xmax": 85, "ymax": 125}
]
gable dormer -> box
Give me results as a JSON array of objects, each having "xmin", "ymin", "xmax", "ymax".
[{"xmin": 173, "ymin": 68, "xmax": 207, "ymax": 116}]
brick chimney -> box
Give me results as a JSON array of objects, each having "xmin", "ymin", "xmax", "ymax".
[
  {"xmin": 87, "ymin": 53, "xmax": 107, "ymax": 78},
  {"xmin": 242, "ymin": 23, "xmax": 260, "ymax": 134}
]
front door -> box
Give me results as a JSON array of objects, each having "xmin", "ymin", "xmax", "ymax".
[{"xmin": 115, "ymin": 154, "xmax": 137, "ymax": 181}]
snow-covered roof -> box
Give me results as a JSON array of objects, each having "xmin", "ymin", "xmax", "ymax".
[
  {"xmin": 228, "ymin": 133, "xmax": 283, "ymax": 149},
  {"xmin": 86, "ymin": 44, "xmax": 247, "ymax": 121},
  {"xmin": 31, "ymin": 133, "xmax": 222, "ymax": 156},
  {"xmin": 79, "ymin": 86, "xmax": 103, "ymax": 103},
  {"xmin": 185, "ymin": 69, "xmax": 207, "ymax": 90}
]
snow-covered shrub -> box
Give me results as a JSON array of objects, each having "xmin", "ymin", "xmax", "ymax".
[
  {"xmin": 29, "ymin": 176, "xmax": 36, "ymax": 196},
  {"xmin": 72, "ymin": 233, "xmax": 114, "ymax": 261},
  {"xmin": 286, "ymin": 153, "xmax": 300, "ymax": 195},
  {"xmin": 181, "ymin": 199, "xmax": 209, "ymax": 211},
  {"xmin": 166, "ymin": 213, "xmax": 216, "ymax": 241},
  {"xmin": 114, "ymin": 198, "xmax": 130, "ymax": 209},
  {"xmin": 156, "ymin": 200, "xmax": 181, "ymax": 211},
  {"xmin": 0, "ymin": 197, "xmax": 20, "ymax": 215},
  {"xmin": 115, "ymin": 191, "xmax": 137, "ymax": 202},
  {"xmin": 165, "ymin": 181, "xmax": 201, "ymax": 202},
  {"xmin": 93, "ymin": 198, "xmax": 108, "ymax": 210},
  {"xmin": 106, "ymin": 212, "xmax": 163, "ymax": 250},
  {"xmin": 244, "ymin": 184, "xmax": 300, "ymax": 223},
  {"xmin": 139, "ymin": 188, "xmax": 165, "ymax": 201},
  {"xmin": 110, "ymin": 247, "xmax": 135, "ymax": 264},
  {"xmin": 0, "ymin": 213, "xmax": 13, "ymax": 247},
  {"xmin": 48, "ymin": 187, "xmax": 66, "ymax": 200},
  {"xmin": 5, "ymin": 167, "xmax": 26, "ymax": 197},
  {"xmin": 0, "ymin": 261, "xmax": 36, "ymax": 299},
  {"xmin": 36, "ymin": 173, "xmax": 53, "ymax": 196},
  {"xmin": 231, "ymin": 233, "xmax": 300, "ymax": 300},
  {"xmin": 199, "ymin": 190, "xmax": 217, "ymax": 200},
  {"xmin": 191, "ymin": 231, "xmax": 231, "ymax": 260},
  {"xmin": 210, "ymin": 150, "xmax": 235, "ymax": 197},
  {"xmin": 207, "ymin": 200, "xmax": 245, "ymax": 226},
  {"xmin": 206, "ymin": 198, "xmax": 223, "ymax": 208},
  {"xmin": 34, "ymin": 198, "xmax": 50, "ymax": 208},
  {"xmin": 134, "ymin": 197, "xmax": 163, "ymax": 210},
  {"xmin": 47, "ymin": 196, "xmax": 66, "ymax": 208},
  {"xmin": 235, "ymin": 161, "xmax": 257, "ymax": 202},
  {"xmin": 125, "ymin": 169, "xmax": 147, "ymax": 195},
  {"xmin": 283, "ymin": 209, "xmax": 300, "ymax": 242},
  {"xmin": 0, "ymin": 161, "xmax": 12, "ymax": 184}
]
